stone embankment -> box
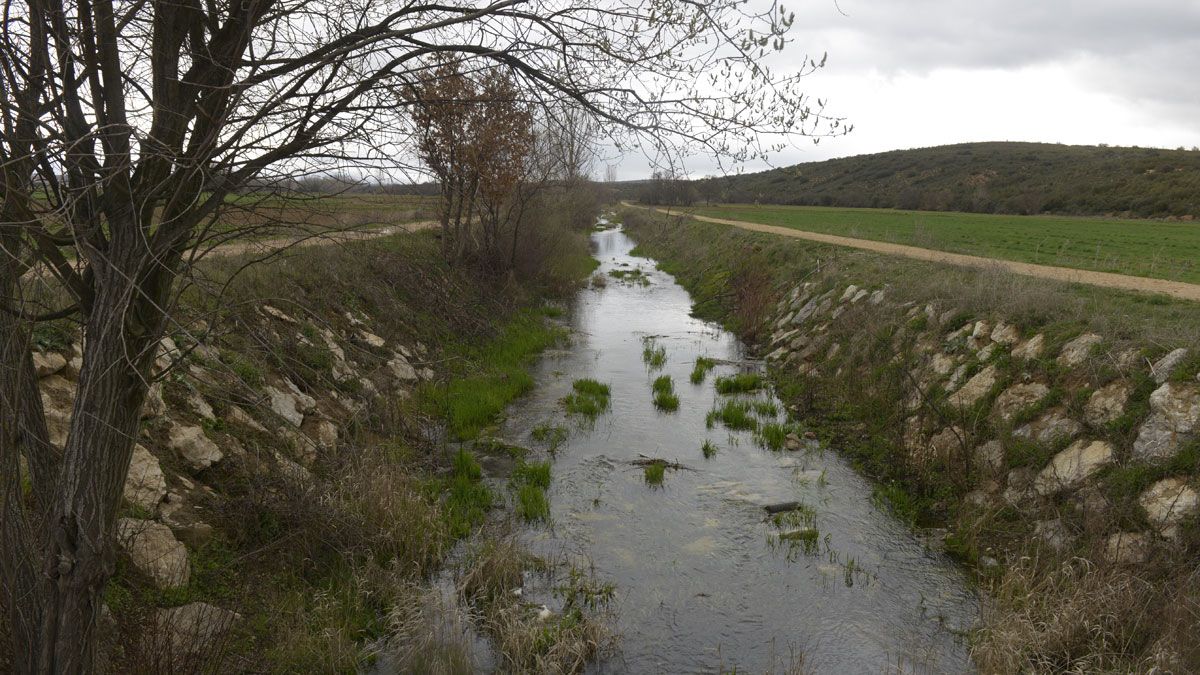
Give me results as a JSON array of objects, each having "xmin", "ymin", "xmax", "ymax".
[
  {"xmin": 764, "ymin": 281, "xmax": 1200, "ymax": 565},
  {"xmin": 29, "ymin": 304, "xmax": 434, "ymax": 656}
]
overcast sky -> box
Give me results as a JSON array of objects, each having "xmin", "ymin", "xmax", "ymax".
[{"xmin": 614, "ymin": 0, "xmax": 1200, "ymax": 179}]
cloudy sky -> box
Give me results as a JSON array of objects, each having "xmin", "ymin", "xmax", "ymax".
[{"xmin": 617, "ymin": 0, "xmax": 1200, "ymax": 179}]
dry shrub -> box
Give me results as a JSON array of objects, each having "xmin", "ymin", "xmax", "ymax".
[
  {"xmin": 383, "ymin": 581, "xmax": 476, "ymax": 674},
  {"xmin": 973, "ymin": 554, "xmax": 1194, "ymax": 673},
  {"xmin": 458, "ymin": 536, "xmax": 529, "ymax": 605}
]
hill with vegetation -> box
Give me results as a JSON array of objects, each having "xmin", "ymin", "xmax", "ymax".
[{"xmin": 702, "ymin": 142, "xmax": 1200, "ymax": 219}]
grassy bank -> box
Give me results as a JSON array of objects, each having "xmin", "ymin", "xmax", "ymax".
[
  {"xmin": 623, "ymin": 207, "xmax": 1200, "ymax": 671},
  {"xmin": 88, "ymin": 221, "xmax": 608, "ymax": 672},
  {"xmin": 683, "ymin": 203, "xmax": 1200, "ymax": 283}
]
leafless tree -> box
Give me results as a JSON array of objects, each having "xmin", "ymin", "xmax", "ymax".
[{"xmin": 0, "ymin": 0, "xmax": 846, "ymax": 670}]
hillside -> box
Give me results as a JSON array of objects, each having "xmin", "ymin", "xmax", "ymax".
[{"xmin": 705, "ymin": 142, "xmax": 1200, "ymax": 219}]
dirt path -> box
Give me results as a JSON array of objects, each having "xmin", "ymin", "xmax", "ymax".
[
  {"xmin": 205, "ymin": 220, "xmax": 439, "ymax": 258},
  {"xmin": 628, "ymin": 203, "xmax": 1200, "ymax": 302}
]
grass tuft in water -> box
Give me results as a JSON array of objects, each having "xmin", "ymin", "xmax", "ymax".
[
  {"xmin": 562, "ymin": 379, "xmax": 611, "ymax": 419},
  {"xmin": 445, "ymin": 450, "xmax": 493, "ymax": 538},
  {"xmin": 643, "ymin": 462, "xmax": 666, "ymax": 486},
  {"xmin": 530, "ymin": 423, "xmax": 568, "ymax": 455},
  {"xmin": 707, "ymin": 399, "xmax": 758, "ymax": 431},
  {"xmin": 511, "ymin": 460, "xmax": 552, "ymax": 522},
  {"xmin": 651, "ymin": 375, "xmax": 680, "ymax": 412},
  {"xmin": 701, "ymin": 439, "xmax": 718, "ymax": 459},
  {"xmin": 690, "ymin": 357, "xmax": 717, "ymax": 384},
  {"xmin": 752, "ymin": 400, "xmax": 779, "ymax": 418},
  {"xmin": 641, "ymin": 337, "xmax": 667, "ymax": 370},
  {"xmin": 754, "ymin": 422, "xmax": 797, "ymax": 452},
  {"xmin": 714, "ymin": 372, "xmax": 765, "ymax": 395}
]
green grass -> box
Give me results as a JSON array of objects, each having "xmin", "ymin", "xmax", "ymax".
[
  {"xmin": 511, "ymin": 460, "xmax": 552, "ymax": 522},
  {"xmin": 752, "ymin": 400, "xmax": 779, "ymax": 418},
  {"xmin": 445, "ymin": 450, "xmax": 493, "ymax": 538},
  {"xmin": 643, "ymin": 462, "xmax": 665, "ymax": 486},
  {"xmin": 530, "ymin": 423, "xmax": 568, "ymax": 454},
  {"xmin": 701, "ymin": 440, "xmax": 718, "ymax": 459},
  {"xmin": 688, "ymin": 203, "xmax": 1200, "ymax": 283},
  {"xmin": 690, "ymin": 356, "xmax": 717, "ymax": 384},
  {"xmin": 651, "ymin": 376, "xmax": 680, "ymax": 412},
  {"xmin": 426, "ymin": 310, "xmax": 567, "ymax": 440},
  {"xmin": 563, "ymin": 378, "xmax": 611, "ymax": 419},
  {"xmin": 713, "ymin": 372, "xmax": 765, "ymax": 394},
  {"xmin": 641, "ymin": 338, "xmax": 667, "ymax": 369},
  {"xmin": 608, "ymin": 267, "xmax": 650, "ymax": 285},
  {"xmin": 705, "ymin": 400, "xmax": 758, "ymax": 431},
  {"xmin": 754, "ymin": 423, "xmax": 794, "ymax": 452}
]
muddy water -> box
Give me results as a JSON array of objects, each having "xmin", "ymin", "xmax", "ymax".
[{"xmin": 499, "ymin": 226, "xmax": 978, "ymax": 673}]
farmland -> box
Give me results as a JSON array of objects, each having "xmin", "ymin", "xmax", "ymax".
[{"xmin": 685, "ymin": 203, "xmax": 1200, "ymax": 284}]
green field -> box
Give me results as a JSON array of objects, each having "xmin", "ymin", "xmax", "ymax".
[{"xmin": 688, "ymin": 204, "xmax": 1200, "ymax": 283}]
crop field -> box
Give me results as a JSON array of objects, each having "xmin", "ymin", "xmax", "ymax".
[
  {"xmin": 211, "ymin": 192, "xmax": 439, "ymax": 239},
  {"xmin": 687, "ymin": 204, "xmax": 1200, "ymax": 283}
]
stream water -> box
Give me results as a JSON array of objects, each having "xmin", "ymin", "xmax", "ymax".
[{"xmin": 497, "ymin": 225, "xmax": 978, "ymax": 673}]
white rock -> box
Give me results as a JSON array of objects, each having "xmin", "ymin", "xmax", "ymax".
[
  {"xmin": 1132, "ymin": 383, "xmax": 1200, "ymax": 462},
  {"xmin": 1151, "ymin": 348, "xmax": 1189, "ymax": 384},
  {"xmin": 358, "ymin": 330, "xmax": 386, "ymax": 348},
  {"xmin": 1011, "ymin": 334, "xmax": 1045, "ymax": 360},
  {"xmin": 839, "ymin": 285, "xmax": 859, "ymax": 302},
  {"xmin": 990, "ymin": 322, "xmax": 1020, "ymax": 346},
  {"xmin": 261, "ymin": 304, "xmax": 297, "ymax": 323},
  {"xmin": 1139, "ymin": 477, "xmax": 1200, "ymax": 538},
  {"xmin": 977, "ymin": 343, "xmax": 998, "ymax": 362},
  {"xmin": 282, "ymin": 378, "xmax": 317, "ymax": 413},
  {"xmin": 993, "ymin": 382, "xmax": 1049, "ymax": 424},
  {"xmin": 930, "ymin": 353, "xmax": 957, "ymax": 377},
  {"xmin": 226, "ymin": 405, "xmax": 267, "ymax": 433},
  {"xmin": 388, "ymin": 355, "xmax": 418, "ymax": 381},
  {"xmin": 33, "ymin": 351, "xmax": 67, "ymax": 377},
  {"xmin": 1014, "ymin": 408, "xmax": 1081, "ymax": 445},
  {"xmin": 973, "ymin": 440, "xmax": 1006, "ymax": 474},
  {"xmin": 850, "ymin": 289, "xmax": 869, "ymax": 304},
  {"xmin": 869, "ymin": 289, "xmax": 886, "ymax": 305},
  {"xmin": 1057, "ymin": 333, "xmax": 1103, "ymax": 368},
  {"xmin": 156, "ymin": 603, "xmax": 241, "ymax": 657},
  {"xmin": 116, "ymin": 518, "xmax": 190, "ymax": 589},
  {"xmin": 123, "ymin": 444, "xmax": 167, "ymax": 512},
  {"xmin": 187, "ymin": 392, "xmax": 215, "ymax": 421},
  {"xmin": 1105, "ymin": 531, "xmax": 1152, "ymax": 565},
  {"xmin": 1084, "ymin": 382, "xmax": 1131, "ymax": 427},
  {"xmin": 1033, "ymin": 519, "xmax": 1071, "ymax": 551},
  {"xmin": 141, "ymin": 382, "xmax": 166, "ymax": 419},
  {"xmin": 301, "ymin": 417, "xmax": 338, "ymax": 448},
  {"xmin": 167, "ymin": 424, "xmax": 223, "ymax": 471},
  {"xmin": 1033, "ymin": 440, "xmax": 1115, "ymax": 495},
  {"xmin": 949, "ymin": 365, "xmax": 998, "ymax": 409},
  {"xmin": 264, "ymin": 386, "xmax": 304, "ymax": 427}
]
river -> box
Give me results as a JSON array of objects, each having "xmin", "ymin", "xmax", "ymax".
[{"xmin": 496, "ymin": 224, "xmax": 978, "ymax": 673}]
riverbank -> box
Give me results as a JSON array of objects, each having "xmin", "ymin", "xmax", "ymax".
[
  {"xmin": 9, "ymin": 227, "xmax": 608, "ymax": 672},
  {"xmin": 622, "ymin": 207, "xmax": 1200, "ymax": 671}
]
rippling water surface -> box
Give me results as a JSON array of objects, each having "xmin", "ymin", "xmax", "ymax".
[{"xmin": 499, "ymin": 226, "xmax": 978, "ymax": 673}]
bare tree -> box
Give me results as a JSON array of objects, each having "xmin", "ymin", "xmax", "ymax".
[{"xmin": 0, "ymin": 0, "xmax": 846, "ymax": 669}]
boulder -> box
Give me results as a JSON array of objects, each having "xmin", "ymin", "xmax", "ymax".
[
  {"xmin": 1011, "ymin": 334, "xmax": 1045, "ymax": 360},
  {"xmin": 1033, "ymin": 439, "xmax": 1114, "ymax": 495},
  {"xmin": 1151, "ymin": 348, "xmax": 1189, "ymax": 384},
  {"xmin": 1003, "ymin": 468, "xmax": 1037, "ymax": 508},
  {"xmin": 1014, "ymin": 408, "xmax": 1081, "ymax": 445},
  {"xmin": 282, "ymin": 378, "xmax": 317, "ymax": 413},
  {"xmin": 928, "ymin": 427, "xmax": 965, "ymax": 462},
  {"xmin": 357, "ymin": 330, "xmax": 386, "ymax": 348},
  {"xmin": 1115, "ymin": 348, "xmax": 1144, "ymax": 372},
  {"xmin": 156, "ymin": 602, "xmax": 241, "ymax": 658},
  {"xmin": 187, "ymin": 392, "xmax": 215, "ymax": 421},
  {"xmin": 301, "ymin": 417, "xmax": 338, "ymax": 448},
  {"xmin": 226, "ymin": 405, "xmax": 268, "ymax": 433},
  {"xmin": 116, "ymin": 518, "xmax": 190, "ymax": 589},
  {"xmin": 1084, "ymin": 382, "xmax": 1131, "ymax": 427},
  {"xmin": 992, "ymin": 382, "xmax": 1050, "ymax": 424},
  {"xmin": 33, "ymin": 351, "xmax": 67, "ymax": 377},
  {"xmin": 869, "ymin": 289, "xmax": 886, "ymax": 305},
  {"xmin": 1105, "ymin": 531, "xmax": 1152, "ymax": 565},
  {"xmin": 968, "ymin": 321, "xmax": 993, "ymax": 350},
  {"xmin": 1138, "ymin": 477, "xmax": 1199, "ymax": 538},
  {"xmin": 141, "ymin": 382, "xmax": 167, "ymax": 419},
  {"xmin": 264, "ymin": 385, "xmax": 304, "ymax": 427},
  {"xmin": 990, "ymin": 322, "xmax": 1020, "ymax": 346},
  {"xmin": 387, "ymin": 354, "xmax": 418, "ymax": 381},
  {"xmin": 1057, "ymin": 333, "xmax": 1102, "ymax": 368},
  {"xmin": 850, "ymin": 288, "xmax": 869, "ymax": 304},
  {"xmin": 261, "ymin": 304, "xmax": 298, "ymax": 323},
  {"xmin": 1131, "ymin": 383, "xmax": 1200, "ymax": 462},
  {"xmin": 972, "ymin": 440, "xmax": 1006, "ymax": 474},
  {"xmin": 929, "ymin": 353, "xmax": 957, "ymax": 377},
  {"xmin": 948, "ymin": 365, "xmax": 998, "ymax": 409},
  {"xmin": 168, "ymin": 424, "xmax": 222, "ymax": 471},
  {"xmin": 123, "ymin": 444, "xmax": 168, "ymax": 512},
  {"xmin": 977, "ymin": 343, "xmax": 998, "ymax": 362},
  {"xmin": 1033, "ymin": 519, "xmax": 1071, "ymax": 551},
  {"xmin": 839, "ymin": 284, "xmax": 859, "ymax": 302},
  {"xmin": 278, "ymin": 426, "xmax": 318, "ymax": 466}
]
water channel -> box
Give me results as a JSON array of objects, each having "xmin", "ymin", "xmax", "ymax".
[{"xmin": 496, "ymin": 224, "xmax": 978, "ymax": 673}]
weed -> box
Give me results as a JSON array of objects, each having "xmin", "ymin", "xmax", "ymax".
[
  {"xmin": 701, "ymin": 440, "xmax": 718, "ymax": 459},
  {"xmin": 752, "ymin": 400, "xmax": 779, "ymax": 418},
  {"xmin": 516, "ymin": 484, "xmax": 550, "ymax": 522},
  {"xmin": 755, "ymin": 423, "xmax": 795, "ymax": 451},
  {"xmin": 690, "ymin": 356, "xmax": 718, "ymax": 384},
  {"xmin": 714, "ymin": 372, "xmax": 765, "ymax": 394},
  {"xmin": 641, "ymin": 338, "xmax": 667, "ymax": 369},
  {"xmin": 530, "ymin": 423, "xmax": 568, "ymax": 454},
  {"xmin": 563, "ymin": 378, "xmax": 611, "ymax": 419},
  {"xmin": 643, "ymin": 462, "xmax": 665, "ymax": 486},
  {"xmin": 445, "ymin": 450, "xmax": 492, "ymax": 538},
  {"xmin": 651, "ymin": 375, "xmax": 680, "ymax": 412},
  {"xmin": 707, "ymin": 400, "xmax": 758, "ymax": 432}
]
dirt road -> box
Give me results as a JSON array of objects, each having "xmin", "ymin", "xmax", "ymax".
[{"xmin": 629, "ymin": 204, "xmax": 1200, "ymax": 302}]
